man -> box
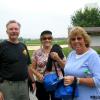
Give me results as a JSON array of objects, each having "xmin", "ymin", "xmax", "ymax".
[{"xmin": 0, "ymin": 20, "xmax": 35, "ymax": 100}]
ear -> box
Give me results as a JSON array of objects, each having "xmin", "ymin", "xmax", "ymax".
[{"xmin": 6, "ymin": 30, "xmax": 8, "ymax": 35}]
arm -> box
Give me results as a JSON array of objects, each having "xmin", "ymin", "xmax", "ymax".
[
  {"xmin": 64, "ymin": 51, "xmax": 99, "ymax": 87},
  {"xmin": 87, "ymin": 53, "xmax": 100, "ymax": 87},
  {"xmin": 28, "ymin": 66, "xmax": 35, "ymax": 83},
  {"xmin": 76, "ymin": 52, "xmax": 100, "ymax": 87},
  {"xmin": 31, "ymin": 61, "xmax": 44, "ymax": 82},
  {"xmin": 28, "ymin": 66, "xmax": 36, "ymax": 92},
  {"xmin": 77, "ymin": 77, "xmax": 94, "ymax": 87},
  {"xmin": 64, "ymin": 76, "xmax": 95, "ymax": 87}
]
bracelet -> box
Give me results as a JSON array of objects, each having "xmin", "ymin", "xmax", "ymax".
[{"xmin": 77, "ymin": 78, "xmax": 80, "ymax": 84}]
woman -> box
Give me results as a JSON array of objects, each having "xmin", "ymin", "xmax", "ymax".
[
  {"xmin": 64, "ymin": 26, "xmax": 100, "ymax": 100},
  {"xmin": 31, "ymin": 30, "xmax": 65, "ymax": 100}
]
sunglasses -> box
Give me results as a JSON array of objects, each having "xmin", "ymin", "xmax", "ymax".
[
  {"xmin": 42, "ymin": 37, "xmax": 52, "ymax": 40},
  {"xmin": 71, "ymin": 37, "xmax": 83, "ymax": 41}
]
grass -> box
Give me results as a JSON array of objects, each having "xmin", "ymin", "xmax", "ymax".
[
  {"xmin": 29, "ymin": 47, "xmax": 72, "ymax": 58},
  {"xmin": 29, "ymin": 47, "xmax": 100, "ymax": 59},
  {"xmin": 26, "ymin": 38, "xmax": 100, "ymax": 57},
  {"xmin": 25, "ymin": 38, "xmax": 67, "ymax": 46},
  {"xmin": 29, "ymin": 50, "xmax": 34, "ymax": 57}
]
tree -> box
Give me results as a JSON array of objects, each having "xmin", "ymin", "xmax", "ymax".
[{"xmin": 71, "ymin": 7, "xmax": 100, "ymax": 27}]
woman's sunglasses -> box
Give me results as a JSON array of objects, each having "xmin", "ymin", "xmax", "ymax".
[{"xmin": 42, "ymin": 37, "xmax": 52, "ymax": 40}]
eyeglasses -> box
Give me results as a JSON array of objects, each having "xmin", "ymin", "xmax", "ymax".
[
  {"xmin": 71, "ymin": 37, "xmax": 83, "ymax": 41},
  {"xmin": 42, "ymin": 37, "xmax": 52, "ymax": 40}
]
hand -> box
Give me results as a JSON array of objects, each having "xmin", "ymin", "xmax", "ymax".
[
  {"xmin": 64, "ymin": 76, "xmax": 74, "ymax": 86},
  {"xmin": 32, "ymin": 82, "xmax": 36, "ymax": 92},
  {"xmin": 50, "ymin": 52, "xmax": 60, "ymax": 61},
  {"xmin": 0, "ymin": 92, "xmax": 4, "ymax": 100},
  {"xmin": 37, "ymin": 74, "xmax": 44, "ymax": 82}
]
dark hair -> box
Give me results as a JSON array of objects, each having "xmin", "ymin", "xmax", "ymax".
[
  {"xmin": 40, "ymin": 30, "xmax": 52, "ymax": 40},
  {"xmin": 40, "ymin": 30, "xmax": 52, "ymax": 37}
]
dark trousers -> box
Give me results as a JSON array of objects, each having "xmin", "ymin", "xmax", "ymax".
[{"xmin": 36, "ymin": 81, "xmax": 50, "ymax": 100}]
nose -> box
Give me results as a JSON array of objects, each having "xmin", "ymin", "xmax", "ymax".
[
  {"xmin": 12, "ymin": 29, "xmax": 17, "ymax": 32},
  {"xmin": 74, "ymin": 38, "xmax": 79, "ymax": 42}
]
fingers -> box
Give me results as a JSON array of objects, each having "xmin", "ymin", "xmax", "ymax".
[
  {"xmin": 38, "ymin": 74, "xmax": 44, "ymax": 82},
  {"xmin": 50, "ymin": 52, "xmax": 59, "ymax": 60},
  {"xmin": 64, "ymin": 76, "xmax": 74, "ymax": 86},
  {"xmin": 0, "ymin": 92, "xmax": 4, "ymax": 100}
]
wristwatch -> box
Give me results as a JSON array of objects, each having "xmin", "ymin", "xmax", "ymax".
[{"xmin": 77, "ymin": 78, "xmax": 80, "ymax": 84}]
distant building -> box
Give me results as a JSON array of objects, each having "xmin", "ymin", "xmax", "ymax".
[
  {"xmin": 68, "ymin": 27, "xmax": 100, "ymax": 48},
  {"xmin": 85, "ymin": 3, "xmax": 99, "ymax": 9}
]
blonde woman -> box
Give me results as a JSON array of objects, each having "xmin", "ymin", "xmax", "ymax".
[{"xmin": 64, "ymin": 27, "xmax": 100, "ymax": 100}]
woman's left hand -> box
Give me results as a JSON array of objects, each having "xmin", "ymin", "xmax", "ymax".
[
  {"xmin": 64, "ymin": 76, "xmax": 74, "ymax": 86},
  {"xmin": 50, "ymin": 52, "xmax": 60, "ymax": 61}
]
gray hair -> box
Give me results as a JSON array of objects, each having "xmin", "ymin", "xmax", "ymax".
[{"xmin": 6, "ymin": 20, "xmax": 21, "ymax": 28}]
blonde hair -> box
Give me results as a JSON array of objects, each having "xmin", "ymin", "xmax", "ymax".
[{"xmin": 68, "ymin": 26, "xmax": 91, "ymax": 48}]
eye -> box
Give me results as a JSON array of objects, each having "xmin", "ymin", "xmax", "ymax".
[{"xmin": 9, "ymin": 28, "xmax": 19, "ymax": 31}]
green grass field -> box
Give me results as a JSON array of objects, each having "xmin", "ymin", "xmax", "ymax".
[
  {"xmin": 25, "ymin": 38, "xmax": 70, "ymax": 57},
  {"xmin": 29, "ymin": 46, "xmax": 100, "ymax": 58},
  {"xmin": 29, "ymin": 47, "xmax": 72, "ymax": 59},
  {"xmin": 25, "ymin": 38, "xmax": 67, "ymax": 46},
  {"xmin": 25, "ymin": 38, "xmax": 100, "ymax": 58}
]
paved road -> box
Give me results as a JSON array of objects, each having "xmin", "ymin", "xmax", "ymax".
[{"xmin": 27, "ymin": 45, "xmax": 68, "ymax": 50}]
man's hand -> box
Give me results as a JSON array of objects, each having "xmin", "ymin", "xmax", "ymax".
[
  {"xmin": 32, "ymin": 82, "xmax": 36, "ymax": 92},
  {"xmin": 0, "ymin": 91, "xmax": 4, "ymax": 100}
]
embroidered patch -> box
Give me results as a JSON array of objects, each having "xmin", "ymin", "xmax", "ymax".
[{"xmin": 23, "ymin": 49, "xmax": 27, "ymax": 56}]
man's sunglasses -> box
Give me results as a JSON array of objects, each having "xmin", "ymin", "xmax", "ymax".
[{"xmin": 42, "ymin": 37, "xmax": 52, "ymax": 40}]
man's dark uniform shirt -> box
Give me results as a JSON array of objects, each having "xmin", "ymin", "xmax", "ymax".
[{"xmin": 0, "ymin": 40, "xmax": 31, "ymax": 81}]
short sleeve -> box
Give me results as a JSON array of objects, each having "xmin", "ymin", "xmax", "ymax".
[{"xmin": 31, "ymin": 51, "xmax": 37, "ymax": 62}]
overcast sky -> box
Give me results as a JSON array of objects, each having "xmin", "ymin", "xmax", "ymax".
[{"xmin": 0, "ymin": 0, "xmax": 100, "ymax": 39}]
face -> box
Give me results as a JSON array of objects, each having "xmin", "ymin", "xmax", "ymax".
[
  {"xmin": 41, "ymin": 34, "xmax": 53, "ymax": 47},
  {"xmin": 70, "ymin": 35, "xmax": 87, "ymax": 54},
  {"xmin": 6, "ymin": 23, "xmax": 20, "ymax": 42}
]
